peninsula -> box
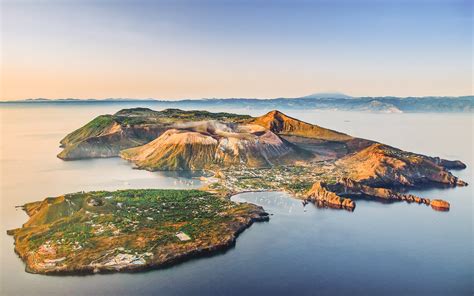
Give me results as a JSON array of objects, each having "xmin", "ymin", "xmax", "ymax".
[{"xmin": 7, "ymin": 189, "xmax": 268, "ymax": 274}]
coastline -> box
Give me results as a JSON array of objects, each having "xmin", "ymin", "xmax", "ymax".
[{"xmin": 7, "ymin": 190, "xmax": 270, "ymax": 276}]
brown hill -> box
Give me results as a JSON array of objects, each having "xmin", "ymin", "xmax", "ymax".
[
  {"xmin": 121, "ymin": 122, "xmax": 310, "ymax": 171},
  {"xmin": 120, "ymin": 129, "xmax": 218, "ymax": 170},
  {"xmin": 250, "ymin": 110, "xmax": 352, "ymax": 141},
  {"xmin": 336, "ymin": 143, "xmax": 467, "ymax": 187},
  {"xmin": 250, "ymin": 110, "xmax": 375, "ymax": 161}
]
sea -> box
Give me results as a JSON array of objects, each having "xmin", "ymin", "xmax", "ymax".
[{"xmin": 0, "ymin": 102, "xmax": 472, "ymax": 295}]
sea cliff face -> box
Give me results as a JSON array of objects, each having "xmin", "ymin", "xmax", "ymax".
[
  {"xmin": 306, "ymin": 178, "xmax": 448, "ymax": 211},
  {"xmin": 306, "ymin": 181, "xmax": 355, "ymax": 210}
]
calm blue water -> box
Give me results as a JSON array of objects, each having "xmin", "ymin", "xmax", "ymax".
[{"xmin": 0, "ymin": 104, "xmax": 472, "ymax": 295}]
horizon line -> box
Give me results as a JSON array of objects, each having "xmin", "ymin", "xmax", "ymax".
[{"xmin": 2, "ymin": 95, "xmax": 474, "ymax": 103}]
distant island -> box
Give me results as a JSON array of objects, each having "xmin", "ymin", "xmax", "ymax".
[
  {"xmin": 1, "ymin": 94, "xmax": 473, "ymax": 113},
  {"xmin": 8, "ymin": 108, "xmax": 468, "ymax": 275}
]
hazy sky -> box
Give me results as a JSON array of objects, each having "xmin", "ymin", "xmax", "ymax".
[{"xmin": 0, "ymin": 0, "xmax": 472, "ymax": 100}]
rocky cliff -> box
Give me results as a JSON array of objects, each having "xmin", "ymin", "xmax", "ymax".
[
  {"xmin": 306, "ymin": 181, "xmax": 355, "ymax": 210},
  {"xmin": 336, "ymin": 143, "xmax": 467, "ymax": 188},
  {"xmin": 306, "ymin": 177, "xmax": 452, "ymax": 212}
]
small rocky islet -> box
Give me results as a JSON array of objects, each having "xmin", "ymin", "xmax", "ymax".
[{"xmin": 8, "ymin": 108, "xmax": 468, "ymax": 274}]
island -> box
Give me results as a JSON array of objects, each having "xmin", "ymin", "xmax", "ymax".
[
  {"xmin": 8, "ymin": 108, "xmax": 468, "ymax": 275},
  {"xmin": 7, "ymin": 189, "xmax": 268, "ymax": 274},
  {"xmin": 59, "ymin": 108, "xmax": 467, "ymax": 210}
]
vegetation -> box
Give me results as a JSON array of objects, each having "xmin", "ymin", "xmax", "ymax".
[
  {"xmin": 60, "ymin": 115, "xmax": 115, "ymax": 146},
  {"xmin": 8, "ymin": 189, "xmax": 267, "ymax": 274},
  {"xmin": 215, "ymin": 165, "xmax": 333, "ymax": 196}
]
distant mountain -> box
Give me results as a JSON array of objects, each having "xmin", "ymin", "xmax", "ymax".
[
  {"xmin": 2, "ymin": 95, "xmax": 473, "ymax": 113},
  {"xmin": 299, "ymin": 92, "xmax": 353, "ymax": 99}
]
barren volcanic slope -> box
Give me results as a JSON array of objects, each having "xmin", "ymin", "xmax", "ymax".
[
  {"xmin": 58, "ymin": 108, "xmax": 251, "ymax": 160},
  {"xmin": 120, "ymin": 121, "xmax": 310, "ymax": 170},
  {"xmin": 58, "ymin": 108, "xmax": 467, "ymax": 212}
]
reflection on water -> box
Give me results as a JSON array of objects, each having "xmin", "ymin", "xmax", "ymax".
[
  {"xmin": 1, "ymin": 104, "xmax": 472, "ymax": 295},
  {"xmin": 233, "ymin": 192, "xmax": 309, "ymax": 215}
]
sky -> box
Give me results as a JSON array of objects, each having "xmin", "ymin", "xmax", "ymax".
[{"xmin": 0, "ymin": 0, "xmax": 472, "ymax": 100}]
